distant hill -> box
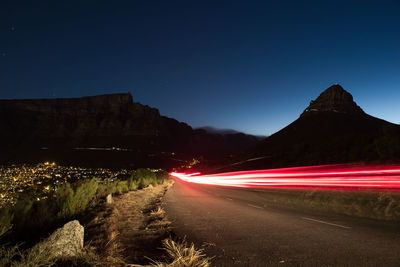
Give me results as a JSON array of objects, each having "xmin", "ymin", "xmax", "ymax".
[
  {"xmin": 0, "ymin": 93, "xmax": 260, "ymax": 168},
  {"xmin": 196, "ymin": 126, "xmax": 241, "ymax": 135},
  {"xmin": 197, "ymin": 126, "xmax": 266, "ymax": 139},
  {"xmin": 227, "ymin": 84, "xmax": 400, "ymax": 170}
]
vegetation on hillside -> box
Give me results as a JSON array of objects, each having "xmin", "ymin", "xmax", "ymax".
[{"xmin": 0, "ymin": 168, "xmax": 169, "ymax": 266}]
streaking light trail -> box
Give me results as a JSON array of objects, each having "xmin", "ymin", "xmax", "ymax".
[{"xmin": 170, "ymin": 164, "xmax": 400, "ymax": 190}]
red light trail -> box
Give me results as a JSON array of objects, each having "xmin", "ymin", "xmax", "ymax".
[{"xmin": 170, "ymin": 164, "xmax": 400, "ymax": 190}]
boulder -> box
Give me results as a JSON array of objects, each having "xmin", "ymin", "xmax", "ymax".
[{"xmin": 40, "ymin": 220, "xmax": 84, "ymax": 258}]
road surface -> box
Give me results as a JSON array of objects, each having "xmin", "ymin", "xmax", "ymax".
[{"xmin": 163, "ymin": 179, "xmax": 400, "ymax": 266}]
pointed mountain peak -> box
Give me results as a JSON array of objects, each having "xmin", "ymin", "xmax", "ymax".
[{"xmin": 301, "ymin": 84, "xmax": 364, "ymax": 116}]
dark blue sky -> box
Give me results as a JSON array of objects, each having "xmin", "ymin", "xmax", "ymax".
[{"xmin": 1, "ymin": 1, "xmax": 399, "ymax": 135}]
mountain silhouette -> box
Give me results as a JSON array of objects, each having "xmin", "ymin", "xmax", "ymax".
[
  {"xmin": 229, "ymin": 84, "xmax": 400, "ymax": 170},
  {"xmin": 301, "ymin": 84, "xmax": 364, "ymax": 115},
  {"xmin": 0, "ymin": 93, "xmax": 259, "ymax": 168},
  {"xmin": 196, "ymin": 126, "xmax": 241, "ymax": 135}
]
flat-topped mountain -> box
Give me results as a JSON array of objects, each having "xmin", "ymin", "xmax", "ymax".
[
  {"xmin": 0, "ymin": 93, "xmax": 192, "ymax": 150},
  {"xmin": 0, "ymin": 93, "xmax": 191, "ymax": 143},
  {"xmin": 0, "ymin": 93, "xmax": 259, "ymax": 167}
]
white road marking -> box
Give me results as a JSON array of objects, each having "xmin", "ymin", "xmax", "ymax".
[
  {"xmin": 302, "ymin": 217, "xmax": 351, "ymax": 229},
  {"xmin": 248, "ymin": 204, "xmax": 263, "ymax": 209}
]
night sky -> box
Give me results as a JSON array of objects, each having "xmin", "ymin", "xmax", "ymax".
[{"xmin": 1, "ymin": 1, "xmax": 399, "ymax": 136}]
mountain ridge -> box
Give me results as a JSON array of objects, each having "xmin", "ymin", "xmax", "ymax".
[
  {"xmin": 196, "ymin": 126, "xmax": 266, "ymax": 139},
  {"xmin": 0, "ymin": 93, "xmax": 260, "ymax": 168},
  {"xmin": 222, "ymin": 84, "xmax": 400, "ymax": 171}
]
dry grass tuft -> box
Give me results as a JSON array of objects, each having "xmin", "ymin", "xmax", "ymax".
[
  {"xmin": 0, "ymin": 242, "xmax": 56, "ymax": 267},
  {"xmin": 152, "ymin": 238, "xmax": 212, "ymax": 267},
  {"xmin": 150, "ymin": 207, "xmax": 166, "ymax": 219}
]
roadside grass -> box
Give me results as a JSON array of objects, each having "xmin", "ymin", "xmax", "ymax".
[
  {"xmin": 151, "ymin": 238, "xmax": 212, "ymax": 267},
  {"xmin": 0, "ymin": 242, "xmax": 56, "ymax": 267},
  {"xmin": 0, "ymin": 168, "xmax": 168, "ymax": 237},
  {"xmin": 150, "ymin": 207, "xmax": 166, "ymax": 220},
  {"xmin": 54, "ymin": 245, "xmax": 101, "ymax": 267},
  {"xmin": 0, "ymin": 240, "xmax": 100, "ymax": 267},
  {"xmin": 0, "ymin": 168, "xmax": 169, "ymax": 266},
  {"xmin": 260, "ymin": 189, "xmax": 400, "ymax": 221}
]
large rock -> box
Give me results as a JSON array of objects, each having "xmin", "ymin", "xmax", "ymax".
[{"xmin": 41, "ymin": 220, "xmax": 84, "ymax": 258}]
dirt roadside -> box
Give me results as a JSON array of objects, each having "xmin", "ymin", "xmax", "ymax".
[{"xmin": 85, "ymin": 180, "xmax": 174, "ymax": 266}]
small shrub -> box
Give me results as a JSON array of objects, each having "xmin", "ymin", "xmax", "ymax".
[
  {"xmin": 105, "ymin": 181, "xmax": 118, "ymax": 195},
  {"xmin": 138, "ymin": 177, "xmax": 151, "ymax": 189},
  {"xmin": 128, "ymin": 179, "xmax": 139, "ymax": 191},
  {"xmin": 12, "ymin": 197, "xmax": 34, "ymax": 220},
  {"xmin": 56, "ymin": 178, "xmax": 98, "ymax": 219},
  {"xmin": 156, "ymin": 170, "xmax": 169, "ymax": 182},
  {"xmin": 96, "ymin": 184, "xmax": 108, "ymax": 199},
  {"xmin": 132, "ymin": 168, "xmax": 156, "ymax": 180},
  {"xmin": 114, "ymin": 180, "xmax": 129, "ymax": 195},
  {"xmin": 0, "ymin": 208, "xmax": 13, "ymax": 237},
  {"xmin": 11, "ymin": 197, "xmax": 57, "ymax": 236},
  {"xmin": 130, "ymin": 168, "xmax": 168, "ymax": 189}
]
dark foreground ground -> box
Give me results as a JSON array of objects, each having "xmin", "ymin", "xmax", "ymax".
[{"xmin": 163, "ymin": 179, "xmax": 400, "ymax": 267}]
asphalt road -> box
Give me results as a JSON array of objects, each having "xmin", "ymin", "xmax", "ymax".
[{"xmin": 163, "ymin": 179, "xmax": 400, "ymax": 267}]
